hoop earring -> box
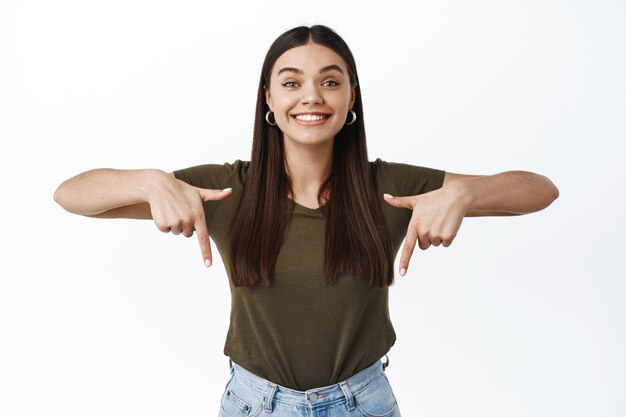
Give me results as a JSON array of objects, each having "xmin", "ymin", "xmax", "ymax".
[
  {"xmin": 345, "ymin": 110, "xmax": 357, "ymax": 126},
  {"xmin": 265, "ymin": 111, "xmax": 277, "ymax": 126}
]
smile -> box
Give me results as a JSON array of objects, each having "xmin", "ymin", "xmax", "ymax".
[{"xmin": 291, "ymin": 113, "xmax": 331, "ymax": 125}]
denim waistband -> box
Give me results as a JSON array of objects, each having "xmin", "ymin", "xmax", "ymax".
[{"xmin": 228, "ymin": 355, "xmax": 390, "ymax": 411}]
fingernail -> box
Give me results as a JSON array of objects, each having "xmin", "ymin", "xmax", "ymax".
[
  {"xmin": 222, "ymin": 188, "xmax": 232, "ymax": 192},
  {"xmin": 205, "ymin": 259, "xmax": 212, "ymax": 267},
  {"xmin": 400, "ymin": 267, "xmax": 406, "ymax": 276},
  {"xmin": 383, "ymin": 193, "xmax": 393, "ymax": 199}
]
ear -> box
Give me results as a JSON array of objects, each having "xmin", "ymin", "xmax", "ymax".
[
  {"xmin": 349, "ymin": 87, "xmax": 356, "ymax": 111},
  {"xmin": 265, "ymin": 87, "xmax": 273, "ymax": 111}
]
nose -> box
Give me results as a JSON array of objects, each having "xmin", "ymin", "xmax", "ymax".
[{"xmin": 300, "ymin": 82, "xmax": 323, "ymax": 105}]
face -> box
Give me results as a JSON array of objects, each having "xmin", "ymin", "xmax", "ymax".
[{"xmin": 265, "ymin": 42, "xmax": 356, "ymax": 149}]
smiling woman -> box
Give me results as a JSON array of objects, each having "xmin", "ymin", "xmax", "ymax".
[
  {"xmin": 53, "ymin": 24, "xmax": 559, "ymax": 417},
  {"xmin": 267, "ymin": 53, "xmax": 354, "ymax": 145}
]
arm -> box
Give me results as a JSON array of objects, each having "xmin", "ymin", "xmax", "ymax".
[
  {"xmin": 53, "ymin": 168, "xmax": 166, "ymax": 218},
  {"xmin": 53, "ymin": 168, "xmax": 232, "ymax": 266},
  {"xmin": 384, "ymin": 169, "xmax": 559, "ymax": 276},
  {"xmin": 442, "ymin": 171, "xmax": 560, "ymax": 217}
]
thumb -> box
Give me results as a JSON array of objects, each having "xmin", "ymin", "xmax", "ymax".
[
  {"xmin": 197, "ymin": 187, "xmax": 233, "ymax": 202},
  {"xmin": 383, "ymin": 193, "xmax": 414, "ymax": 209}
]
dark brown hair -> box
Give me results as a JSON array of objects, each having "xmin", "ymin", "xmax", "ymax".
[{"xmin": 228, "ymin": 25, "xmax": 394, "ymax": 288}]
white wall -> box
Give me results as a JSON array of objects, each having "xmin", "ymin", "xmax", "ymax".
[{"xmin": 1, "ymin": 1, "xmax": 624, "ymax": 416}]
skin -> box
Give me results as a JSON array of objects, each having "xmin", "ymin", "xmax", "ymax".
[
  {"xmin": 384, "ymin": 170, "xmax": 559, "ymax": 276},
  {"xmin": 53, "ymin": 42, "xmax": 559, "ymax": 275},
  {"xmin": 53, "ymin": 169, "xmax": 232, "ymax": 267}
]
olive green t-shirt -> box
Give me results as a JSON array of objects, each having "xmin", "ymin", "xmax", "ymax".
[{"xmin": 174, "ymin": 159, "xmax": 445, "ymax": 391}]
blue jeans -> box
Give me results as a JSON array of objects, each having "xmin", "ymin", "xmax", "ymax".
[{"xmin": 218, "ymin": 355, "xmax": 401, "ymax": 417}]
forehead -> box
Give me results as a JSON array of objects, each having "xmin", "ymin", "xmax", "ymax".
[{"xmin": 272, "ymin": 43, "xmax": 348, "ymax": 75}]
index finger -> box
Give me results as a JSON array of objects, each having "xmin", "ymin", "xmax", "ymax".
[
  {"xmin": 399, "ymin": 223, "xmax": 419, "ymax": 276},
  {"xmin": 194, "ymin": 216, "xmax": 213, "ymax": 267}
]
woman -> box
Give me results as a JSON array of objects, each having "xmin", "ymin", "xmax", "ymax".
[{"xmin": 54, "ymin": 25, "xmax": 559, "ymax": 417}]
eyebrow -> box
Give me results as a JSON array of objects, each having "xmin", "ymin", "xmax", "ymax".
[{"xmin": 277, "ymin": 64, "xmax": 344, "ymax": 76}]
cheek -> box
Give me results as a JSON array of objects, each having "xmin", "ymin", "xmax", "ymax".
[
  {"xmin": 328, "ymin": 90, "xmax": 352, "ymax": 110},
  {"xmin": 271, "ymin": 95, "xmax": 296, "ymax": 115}
]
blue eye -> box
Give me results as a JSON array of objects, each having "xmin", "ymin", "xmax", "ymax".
[
  {"xmin": 322, "ymin": 80, "xmax": 339, "ymax": 87},
  {"xmin": 282, "ymin": 81, "xmax": 299, "ymax": 88}
]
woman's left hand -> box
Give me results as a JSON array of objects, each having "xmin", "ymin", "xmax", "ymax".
[{"xmin": 383, "ymin": 184, "xmax": 468, "ymax": 276}]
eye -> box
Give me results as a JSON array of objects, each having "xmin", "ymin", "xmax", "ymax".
[
  {"xmin": 322, "ymin": 80, "xmax": 339, "ymax": 87},
  {"xmin": 282, "ymin": 81, "xmax": 299, "ymax": 88}
]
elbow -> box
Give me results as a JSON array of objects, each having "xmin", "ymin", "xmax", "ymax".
[
  {"xmin": 552, "ymin": 184, "xmax": 560, "ymax": 201},
  {"xmin": 53, "ymin": 184, "xmax": 63, "ymax": 206},
  {"xmin": 53, "ymin": 181, "xmax": 72, "ymax": 212},
  {"xmin": 547, "ymin": 177, "xmax": 559, "ymax": 201},
  {"xmin": 540, "ymin": 175, "xmax": 560, "ymax": 208},
  {"xmin": 52, "ymin": 184, "xmax": 65, "ymax": 208}
]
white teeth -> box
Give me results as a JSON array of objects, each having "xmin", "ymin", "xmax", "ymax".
[{"xmin": 295, "ymin": 114, "xmax": 326, "ymax": 121}]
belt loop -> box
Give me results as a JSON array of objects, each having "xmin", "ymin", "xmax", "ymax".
[
  {"xmin": 228, "ymin": 358, "xmax": 234, "ymax": 374},
  {"xmin": 382, "ymin": 354, "xmax": 390, "ymax": 371},
  {"xmin": 339, "ymin": 381, "xmax": 355, "ymax": 411},
  {"xmin": 264, "ymin": 383, "xmax": 277, "ymax": 413}
]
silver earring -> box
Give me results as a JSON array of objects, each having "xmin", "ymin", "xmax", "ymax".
[
  {"xmin": 265, "ymin": 111, "xmax": 277, "ymax": 126},
  {"xmin": 345, "ymin": 110, "xmax": 357, "ymax": 126}
]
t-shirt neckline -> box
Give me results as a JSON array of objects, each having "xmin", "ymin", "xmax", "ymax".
[{"xmin": 288, "ymin": 198, "xmax": 327, "ymax": 214}]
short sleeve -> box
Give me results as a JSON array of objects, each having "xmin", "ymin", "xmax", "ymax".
[
  {"xmin": 372, "ymin": 158, "xmax": 445, "ymax": 197},
  {"xmin": 173, "ymin": 160, "xmax": 248, "ymax": 229},
  {"xmin": 173, "ymin": 161, "xmax": 244, "ymax": 189}
]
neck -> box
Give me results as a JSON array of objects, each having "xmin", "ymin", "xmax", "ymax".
[{"xmin": 284, "ymin": 140, "xmax": 333, "ymax": 208}]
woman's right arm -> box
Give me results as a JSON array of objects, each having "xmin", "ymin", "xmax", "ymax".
[
  {"xmin": 53, "ymin": 168, "xmax": 232, "ymax": 266},
  {"xmin": 53, "ymin": 168, "xmax": 165, "ymax": 218}
]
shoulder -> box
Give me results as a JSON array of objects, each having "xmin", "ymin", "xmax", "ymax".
[
  {"xmin": 370, "ymin": 158, "xmax": 443, "ymax": 175},
  {"xmin": 370, "ymin": 158, "xmax": 446, "ymax": 196},
  {"xmin": 173, "ymin": 160, "xmax": 250, "ymax": 190}
]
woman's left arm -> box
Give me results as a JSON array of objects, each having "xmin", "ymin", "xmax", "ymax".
[
  {"xmin": 383, "ymin": 170, "xmax": 559, "ymax": 276},
  {"xmin": 442, "ymin": 170, "xmax": 560, "ymax": 216}
]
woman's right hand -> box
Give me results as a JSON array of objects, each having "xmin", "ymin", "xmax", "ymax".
[
  {"xmin": 145, "ymin": 171, "xmax": 232, "ymax": 267},
  {"xmin": 54, "ymin": 168, "xmax": 232, "ymax": 268}
]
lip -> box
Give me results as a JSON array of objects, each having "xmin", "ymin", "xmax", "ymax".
[{"xmin": 290, "ymin": 112, "xmax": 332, "ymax": 126}]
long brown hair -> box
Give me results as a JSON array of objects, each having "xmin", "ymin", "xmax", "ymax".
[{"xmin": 228, "ymin": 25, "xmax": 394, "ymax": 289}]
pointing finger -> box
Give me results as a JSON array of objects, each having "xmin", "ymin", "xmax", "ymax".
[
  {"xmin": 399, "ymin": 223, "xmax": 419, "ymax": 276},
  {"xmin": 194, "ymin": 216, "xmax": 212, "ymax": 267}
]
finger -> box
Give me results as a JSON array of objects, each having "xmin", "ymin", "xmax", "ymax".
[
  {"xmin": 157, "ymin": 223, "xmax": 171, "ymax": 233},
  {"xmin": 399, "ymin": 224, "xmax": 419, "ymax": 276},
  {"xmin": 182, "ymin": 222, "xmax": 195, "ymax": 238},
  {"xmin": 383, "ymin": 194, "xmax": 414, "ymax": 209},
  {"xmin": 442, "ymin": 234, "xmax": 457, "ymax": 247},
  {"xmin": 155, "ymin": 222, "xmax": 171, "ymax": 233},
  {"xmin": 194, "ymin": 216, "xmax": 212, "ymax": 267},
  {"xmin": 180, "ymin": 214, "xmax": 196, "ymax": 238},
  {"xmin": 198, "ymin": 187, "xmax": 233, "ymax": 202},
  {"xmin": 418, "ymin": 233, "xmax": 432, "ymax": 250},
  {"xmin": 168, "ymin": 218, "xmax": 184, "ymax": 235}
]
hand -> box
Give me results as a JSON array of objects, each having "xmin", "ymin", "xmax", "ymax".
[
  {"xmin": 146, "ymin": 172, "xmax": 233, "ymax": 267},
  {"xmin": 383, "ymin": 185, "xmax": 467, "ymax": 276}
]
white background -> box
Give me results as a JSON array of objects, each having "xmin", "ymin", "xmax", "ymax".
[{"xmin": 1, "ymin": 1, "xmax": 625, "ymax": 416}]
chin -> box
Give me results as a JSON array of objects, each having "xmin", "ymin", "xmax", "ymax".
[{"xmin": 283, "ymin": 130, "xmax": 337, "ymax": 147}]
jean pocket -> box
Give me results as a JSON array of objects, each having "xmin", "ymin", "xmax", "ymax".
[
  {"xmin": 219, "ymin": 374, "xmax": 265, "ymax": 417},
  {"xmin": 354, "ymin": 371, "xmax": 399, "ymax": 417}
]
